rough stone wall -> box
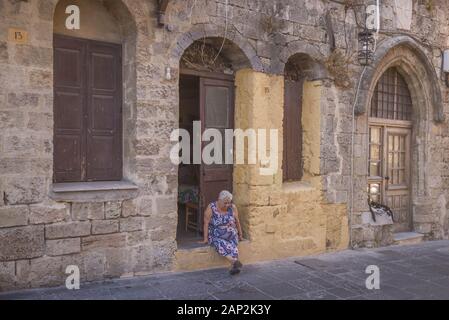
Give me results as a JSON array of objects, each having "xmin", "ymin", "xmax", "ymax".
[
  {"xmin": 1, "ymin": 0, "xmax": 449, "ymax": 291},
  {"xmin": 346, "ymin": 0, "xmax": 449, "ymax": 246},
  {"xmin": 0, "ymin": 0, "xmax": 179, "ymax": 291}
]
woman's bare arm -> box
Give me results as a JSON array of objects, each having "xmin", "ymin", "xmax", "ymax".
[
  {"xmin": 232, "ymin": 205, "xmax": 244, "ymax": 241},
  {"xmin": 201, "ymin": 205, "xmax": 212, "ymax": 243}
]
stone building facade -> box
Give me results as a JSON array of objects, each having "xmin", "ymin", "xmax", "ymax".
[{"xmin": 1, "ymin": 0, "xmax": 449, "ymax": 291}]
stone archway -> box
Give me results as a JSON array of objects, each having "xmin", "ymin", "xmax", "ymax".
[
  {"xmin": 353, "ymin": 36, "xmax": 445, "ymax": 245},
  {"xmin": 273, "ymin": 40, "xmax": 329, "ymax": 79},
  {"xmin": 354, "ymin": 36, "xmax": 444, "ymax": 123},
  {"xmin": 170, "ymin": 23, "xmax": 264, "ymax": 72}
]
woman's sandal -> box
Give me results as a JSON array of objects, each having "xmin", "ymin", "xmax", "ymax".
[{"xmin": 229, "ymin": 260, "xmax": 243, "ymax": 275}]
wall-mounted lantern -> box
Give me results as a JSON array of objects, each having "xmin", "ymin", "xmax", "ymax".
[
  {"xmin": 358, "ymin": 28, "xmax": 375, "ymax": 66},
  {"xmin": 157, "ymin": 0, "xmax": 169, "ymax": 27}
]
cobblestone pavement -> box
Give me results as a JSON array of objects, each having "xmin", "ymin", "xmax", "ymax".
[{"xmin": 1, "ymin": 241, "xmax": 449, "ymax": 300}]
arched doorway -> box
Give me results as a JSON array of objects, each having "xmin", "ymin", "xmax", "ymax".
[
  {"xmin": 368, "ymin": 67, "xmax": 413, "ymax": 232},
  {"xmin": 176, "ymin": 38, "xmax": 250, "ymax": 246}
]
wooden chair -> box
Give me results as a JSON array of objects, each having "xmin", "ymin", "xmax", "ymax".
[{"xmin": 185, "ymin": 202, "xmax": 199, "ymax": 232}]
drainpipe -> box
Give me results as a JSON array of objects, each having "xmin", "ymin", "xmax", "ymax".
[{"xmin": 349, "ymin": 0, "xmax": 380, "ymax": 249}]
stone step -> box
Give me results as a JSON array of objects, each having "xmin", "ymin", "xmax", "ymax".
[{"xmin": 394, "ymin": 232, "xmax": 425, "ymax": 246}]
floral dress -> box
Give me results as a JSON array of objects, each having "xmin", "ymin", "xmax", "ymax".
[{"xmin": 208, "ymin": 202, "xmax": 239, "ymax": 259}]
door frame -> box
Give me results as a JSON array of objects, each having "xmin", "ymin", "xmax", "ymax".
[
  {"xmin": 368, "ymin": 117, "xmax": 413, "ymax": 231},
  {"xmin": 179, "ymin": 68, "xmax": 236, "ymax": 236}
]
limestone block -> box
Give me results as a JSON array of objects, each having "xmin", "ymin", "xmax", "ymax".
[
  {"xmin": 28, "ymin": 158, "xmax": 52, "ymax": 176},
  {"xmin": 3, "ymin": 177, "xmax": 46, "ymax": 205},
  {"xmin": 3, "ymin": 135, "xmax": 51, "ymax": 156},
  {"xmin": 27, "ymin": 112, "xmax": 52, "ymax": 131},
  {"xmin": 120, "ymin": 217, "xmax": 145, "ymax": 232},
  {"xmin": 0, "ymin": 262, "xmax": 15, "ymax": 290},
  {"xmin": 131, "ymin": 245, "xmax": 154, "ymax": 273},
  {"xmin": 0, "ymin": 158, "xmax": 29, "ymax": 175},
  {"xmin": 0, "ymin": 225, "xmax": 45, "ymax": 260},
  {"xmin": 134, "ymin": 139, "xmax": 160, "ymax": 156},
  {"xmin": 155, "ymin": 197, "xmax": 177, "ymax": 215},
  {"xmin": 29, "ymin": 256, "xmax": 64, "ymax": 288},
  {"xmin": 135, "ymin": 198, "xmax": 151, "ymax": 217},
  {"xmin": 144, "ymin": 212, "xmax": 177, "ymax": 230},
  {"xmin": 149, "ymin": 223, "xmax": 176, "ymax": 242},
  {"xmin": 0, "ymin": 42, "xmax": 7, "ymax": 63},
  {"xmin": 29, "ymin": 202, "xmax": 69, "ymax": 224},
  {"xmin": 7, "ymin": 92, "xmax": 39, "ymax": 108},
  {"xmin": 14, "ymin": 260, "xmax": 31, "ymax": 289},
  {"xmin": 103, "ymin": 247, "xmax": 132, "ymax": 278},
  {"xmin": 92, "ymin": 220, "xmax": 119, "ymax": 235},
  {"xmin": 29, "ymin": 69, "xmax": 52, "ymax": 89},
  {"xmin": 15, "ymin": 45, "xmax": 52, "ymax": 68},
  {"xmin": 83, "ymin": 251, "xmax": 106, "ymax": 282},
  {"xmin": 0, "ymin": 205, "xmax": 28, "ymax": 227},
  {"xmin": 38, "ymin": 0, "xmax": 54, "ymax": 21},
  {"xmin": 72, "ymin": 202, "xmax": 104, "ymax": 221},
  {"xmin": 0, "ymin": 111, "xmax": 25, "ymax": 129},
  {"xmin": 394, "ymin": 0, "xmax": 413, "ymax": 30},
  {"xmin": 46, "ymin": 238, "xmax": 81, "ymax": 256},
  {"xmin": 105, "ymin": 201, "xmax": 121, "ymax": 219},
  {"xmin": 81, "ymin": 233, "xmax": 127, "ymax": 251},
  {"xmin": 45, "ymin": 221, "xmax": 91, "ymax": 239},
  {"xmin": 126, "ymin": 230, "xmax": 151, "ymax": 246},
  {"xmin": 248, "ymin": 187, "xmax": 270, "ymax": 206},
  {"xmin": 121, "ymin": 199, "xmax": 139, "ymax": 218}
]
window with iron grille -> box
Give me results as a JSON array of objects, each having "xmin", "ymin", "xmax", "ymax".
[{"xmin": 370, "ymin": 67, "xmax": 412, "ymax": 121}]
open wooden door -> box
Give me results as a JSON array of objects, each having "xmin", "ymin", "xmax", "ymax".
[{"xmin": 199, "ymin": 77, "xmax": 235, "ymax": 232}]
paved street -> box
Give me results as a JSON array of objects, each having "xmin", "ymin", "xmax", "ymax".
[{"xmin": 1, "ymin": 240, "xmax": 449, "ymax": 300}]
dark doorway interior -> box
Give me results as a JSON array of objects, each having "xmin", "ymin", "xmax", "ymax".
[{"xmin": 177, "ymin": 74, "xmax": 202, "ymax": 247}]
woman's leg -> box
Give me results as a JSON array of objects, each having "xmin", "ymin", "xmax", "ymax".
[{"xmin": 224, "ymin": 255, "xmax": 237, "ymax": 265}]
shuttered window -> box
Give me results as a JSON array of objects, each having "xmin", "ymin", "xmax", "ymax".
[
  {"xmin": 53, "ymin": 35, "xmax": 122, "ymax": 183},
  {"xmin": 283, "ymin": 79, "xmax": 304, "ymax": 182}
]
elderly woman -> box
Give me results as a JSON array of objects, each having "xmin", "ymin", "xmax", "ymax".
[{"xmin": 199, "ymin": 190, "xmax": 244, "ymax": 275}]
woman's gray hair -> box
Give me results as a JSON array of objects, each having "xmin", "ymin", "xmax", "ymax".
[{"xmin": 218, "ymin": 190, "xmax": 233, "ymax": 201}]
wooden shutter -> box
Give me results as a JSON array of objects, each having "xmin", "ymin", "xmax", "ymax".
[
  {"xmin": 53, "ymin": 35, "xmax": 122, "ymax": 183},
  {"xmin": 283, "ymin": 79, "xmax": 303, "ymax": 181},
  {"xmin": 86, "ymin": 41, "xmax": 122, "ymax": 181},
  {"xmin": 54, "ymin": 36, "xmax": 86, "ymax": 182}
]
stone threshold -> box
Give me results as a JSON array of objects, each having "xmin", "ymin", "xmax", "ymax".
[
  {"xmin": 50, "ymin": 180, "xmax": 139, "ymax": 203},
  {"xmin": 393, "ymin": 232, "xmax": 424, "ymax": 246}
]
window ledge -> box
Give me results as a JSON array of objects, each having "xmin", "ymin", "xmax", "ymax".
[{"xmin": 50, "ymin": 180, "xmax": 139, "ymax": 203}]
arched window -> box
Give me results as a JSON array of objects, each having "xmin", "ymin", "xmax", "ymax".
[
  {"xmin": 53, "ymin": 0, "xmax": 131, "ymax": 183},
  {"xmin": 370, "ymin": 67, "xmax": 412, "ymax": 120}
]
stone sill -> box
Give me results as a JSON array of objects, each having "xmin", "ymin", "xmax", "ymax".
[
  {"xmin": 50, "ymin": 181, "xmax": 139, "ymax": 203},
  {"xmin": 282, "ymin": 181, "xmax": 316, "ymax": 193},
  {"xmin": 177, "ymin": 239, "xmax": 250, "ymax": 252}
]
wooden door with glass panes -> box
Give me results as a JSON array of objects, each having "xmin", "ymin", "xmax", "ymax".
[{"xmin": 368, "ymin": 67, "xmax": 413, "ymax": 232}]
